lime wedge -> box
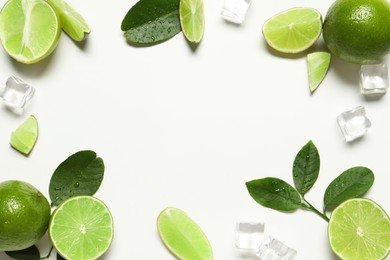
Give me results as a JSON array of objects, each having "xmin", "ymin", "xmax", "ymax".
[
  {"xmin": 328, "ymin": 198, "xmax": 390, "ymax": 260},
  {"xmin": 46, "ymin": 0, "xmax": 90, "ymax": 41},
  {"xmin": 262, "ymin": 7, "xmax": 322, "ymax": 53},
  {"xmin": 307, "ymin": 52, "xmax": 331, "ymax": 93},
  {"xmin": 157, "ymin": 207, "xmax": 213, "ymax": 259},
  {"xmin": 179, "ymin": 0, "xmax": 205, "ymax": 43},
  {"xmin": 10, "ymin": 115, "xmax": 38, "ymax": 155},
  {"xmin": 0, "ymin": 0, "xmax": 61, "ymax": 64},
  {"xmin": 49, "ymin": 196, "xmax": 114, "ymax": 260}
]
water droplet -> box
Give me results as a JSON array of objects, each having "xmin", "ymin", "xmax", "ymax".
[
  {"xmin": 151, "ymin": 36, "xmax": 155, "ymax": 41},
  {"xmin": 148, "ymin": 21, "xmax": 152, "ymax": 24},
  {"xmin": 167, "ymin": 28, "xmax": 171, "ymax": 33},
  {"xmin": 54, "ymin": 187, "xmax": 61, "ymax": 191},
  {"xmin": 74, "ymin": 182, "xmax": 80, "ymax": 188},
  {"xmin": 293, "ymin": 173, "xmax": 298, "ymax": 177}
]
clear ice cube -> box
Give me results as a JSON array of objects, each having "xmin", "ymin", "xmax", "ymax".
[
  {"xmin": 221, "ymin": 0, "xmax": 251, "ymax": 24},
  {"xmin": 360, "ymin": 63, "xmax": 389, "ymax": 95},
  {"xmin": 256, "ymin": 236, "xmax": 297, "ymax": 260},
  {"xmin": 336, "ymin": 106, "xmax": 371, "ymax": 142},
  {"xmin": 235, "ymin": 222, "xmax": 265, "ymax": 249},
  {"xmin": 0, "ymin": 76, "xmax": 35, "ymax": 114}
]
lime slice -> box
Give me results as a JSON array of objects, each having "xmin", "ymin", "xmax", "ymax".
[
  {"xmin": 157, "ymin": 207, "xmax": 213, "ymax": 259},
  {"xmin": 328, "ymin": 198, "xmax": 390, "ymax": 260},
  {"xmin": 10, "ymin": 115, "xmax": 38, "ymax": 155},
  {"xmin": 49, "ymin": 196, "xmax": 114, "ymax": 260},
  {"xmin": 307, "ymin": 52, "xmax": 331, "ymax": 93},
  {"xmin": 179, "ymin": 0, "xmax": 205, "ymax": 43},
  {"xmin": 262, "ymin": 7, "xmax": 322, "ymax": 53},
  {"xmin": 46, "ymin": 0, "xmax": 90, "ymax": 41},
  {"xmin": 0, "ymin": 0, "xmax": 61, "ymax": 64}
]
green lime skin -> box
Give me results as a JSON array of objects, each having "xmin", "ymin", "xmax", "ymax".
[
  {"xmin": 323, "ymin": 0, "xmax": 390, "ymax": 64},
  {"xmin": 0, "ymin": 180, "xmax": 51, "ymax": 251}
]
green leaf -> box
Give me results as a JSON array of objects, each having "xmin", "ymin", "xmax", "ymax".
[
  {"xmin": 121, "ymin": 0, "xmax": 181, "ymax": 45},
  {"xmin": 246, "ymin": 177, "xmax": 302, "ymax": 212},
  {"xmin": 5, "ymin": 245, "xmax": 40, "ymax": 260},
  {"xmin": 293, "ymin": 140, "xmax": 320, "ymax": 195},
  {"xmin": 49, "ymin": 150, "xmax": 104, "ymax": 206},
  {"xmin": 324, "ymin": 167, "xmax": 374, "ymax": 211}
]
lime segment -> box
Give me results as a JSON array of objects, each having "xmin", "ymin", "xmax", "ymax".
[
  {"xmin": 0, "ymin": 0, "xmax": 61, "ymax": 64},
  {"xmin": 262, "ymin": 7, "xmax": 322, "ymax": 53},
  {"xmin": 49, "ymin": 196, "xmax": 114, "ymax": 260},
  {"xmin": 328, "ymin": 198, "xmax": 390, "ymax": 260},
  {"xmin": 157, "ymin": 207, "xmax": 213, "ymax": 259},
  {"xmin": 46, "ymin": 0, "xmax": 90, "ymax": 41},
  {"xmin": 179, "ymin": 0, "xmax": 205, "ymax": 43},
  {"xmin": 10, "ymin": 115, "xmax": 38, "ymax": 155},
  {"xmin": 307, "ymin": 52, "xmax": 331, "ymax": 93}
]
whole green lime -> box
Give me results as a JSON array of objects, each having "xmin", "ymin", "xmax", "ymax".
[
  {"xmin": 0, "ymin": 180, "xmax": 51, "ymax": 251},
  {"xmin": 323, "ymin": 0, "xmax": 390, "ymax": 64}
]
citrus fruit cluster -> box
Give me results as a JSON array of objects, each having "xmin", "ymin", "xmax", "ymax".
[{"xmin": 0, "ymin": 0, "xmax": 90, "ymax": 64}]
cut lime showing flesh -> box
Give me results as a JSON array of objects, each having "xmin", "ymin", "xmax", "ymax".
[
  {"xmin": 179, "ymin": 0, "xmax": 205, "ymax": 43},
  {"xmin": 46, "ymin": 0, "xmax": 90, "ymax": 41},
  {"xmin": 49, "ymin": 196, "xmax": 114, "ymax": 260},
  {"xmin": 10, "ymin": 115, "xmax": 38, "ymax": 155},
  {"xmin": 328, "ymin": 198, "xmax": 390, "ymax": 260},
  {"xmin": 0, "ymin": 0, "xmax": 61, "ymax": 64},
  {"xmin": 307, "ymin": 52, "xmax": 331, "ymax": 93},
  {"xmin": 262, "ymin": 7, "xmax": 322, "ymax": 53},
  {"xmin": 157, "ymin": 207, "xmax": 213, "ymax": 260}
]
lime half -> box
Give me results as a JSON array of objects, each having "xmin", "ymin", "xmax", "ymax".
[
  {"xmin": 49, "ymin": 196, "xmax": 114, "ymax": 260},
  {"xmin": 46, "ymin": 0, "xmax": 90, "ymax": 41},
  {"xmin": 157, "ymin": 207, "xmax": 213, "ymax": 259},
  {"xmin": 0, "ymin": 0, "xmax": 61, "ymax": 64},
  {"xmin": 307, "ymin": 52, "xmax": 331, "ymax": 93},
  {"xmin": 328, "ymin": 198, "xmax": 390, "ymax": 260},
  {"xmin": 10, "ymin": 115, "xmax": 38, "ymax": 155},
  {"xmin": 179, "ymin": 0, "xmax": 205, "ymax": 43},
  {"xmin": 262, "ymin": 7, "xmax": 322, "ymax": 53}
]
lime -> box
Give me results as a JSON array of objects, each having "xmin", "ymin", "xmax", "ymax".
[
  {"xmin": 262, "ymin": 7, "xmax": 322, "ymax": 54},
  {"xmin": 328, "ymin": 198, "xmax": 390, "ymax": 260},
  {"xmin": 49, "ymin": 196, "xmax": 114, "ymax": 260},
  {"xmin": 10, "ymin": 115, "xmax": 38, "ymax": 155},
  {"xmin": 179, "ymin": 0, "xmax": 205, "ymax": 43},
  {"xmin": 157, "ymin": 207, "xmax": 213, "ymax": 260},
  {"xmin": 0, "ymin": 180, "xmax": 50, "ymax": 251},
  {"xmin": 307, "ymin": 52, "xmax": 331, "ymax": 93},
  {"xmin": 0, "ymin": 0, "xmax": 61, "ymax": 64},
  {"xmin": 323, "ymin": 0, "xmax": 390, "ymax": 64},
  {"xmin": 46, "ymin": 0, "xmax": 90, "ymax": 41}
]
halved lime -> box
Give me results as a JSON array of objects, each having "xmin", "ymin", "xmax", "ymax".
[
  {"xmin": 307, "ymin": 52, "xmax": 331, "ymax": 93},
  {"xmin": 328, "ymin": 198, "xmax": 390, "ymax": 260},
  {"xmin": 10, "ymin": 115, "xmax": 38, "ymax": 155},
  {"xmin": 179, "ymin": 0, "xmax": 205, "ymax": 43},
  {"xmin": 157, "ymin": 207, "xmax": 213, "ymax": 259},
  {"xmin": 49, "ymin": 196, "xmax": 114, "ymax": 260},
  {"xmin": 262, "ymin": 7, "xmax": 322, "ymax": 53},
  {"xmin": 0, "ymin": 0, "xmax": 61, "ymax": 64},
  {"xmin": 46, "ymin": 0, "xmax": 90, "ymax": 41}
]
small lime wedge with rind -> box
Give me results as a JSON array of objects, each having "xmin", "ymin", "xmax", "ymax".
[
  {"xmin": 46, "ymin": 0, "xmax": 90, "ymax": 41},
  {"xmin": 157, "ymin": 207, "xmax": 213, "ymax": 259},
  {"xmin": 179, "ymin": 0, "xmax": 205, "ymax": 43},
  {"xmin": 328, "ymin": 198, "xmax": 390, "ymax": 260},
  {"xmin": 10, "ymin": 115, "xmax": 38, "ymax": 155},
  {"xmin": 262, "ymin": 7, "xmax": 322, "ymax": 54},
  {"xmin": 307, "ymin": 52, "xmax": 331, "ymax": 93},
  {"xmin": 0, "ymin": 0, "xmax": 61, "ymax": 64}
]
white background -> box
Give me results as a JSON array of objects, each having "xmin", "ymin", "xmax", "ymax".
[{"xmin": 0, "ymin": 0, "xmax": 389, "ymax": 259}]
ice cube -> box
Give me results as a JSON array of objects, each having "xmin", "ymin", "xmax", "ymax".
[
  {"xmin": 360, "ymin": 63, "xmax": 389, "ymax": 95},
  {"xmin": 0, "ymin": 76, "xmax": 35, "ymax": 114},
  {"xmin": 337, "ymin": 106, "xmax": 371, "ymax": 142},
  {"xmin": 235, "ymin": 222, "xmax": 265, "ymax": 249},
  {"xmin": 221, "ymin": 0, "xmax": 251, "ymax": 24},
  {"xmin": 256, "ymin": 236, "xmax": 297, "ymax": 260}
]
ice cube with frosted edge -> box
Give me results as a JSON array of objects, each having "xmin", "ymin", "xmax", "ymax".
[
  {"xmin": 235, "ymin": 222, "xmax": 265, "ymax": 249},
  {"xmin": 360, "ymin": 63, "xmax": 389, "ymax": 95},
  {"xmin": 336, "ymin": 106, "xmax": 371, "ymax": 142},
  {"xmin": 256, "ymin": 235, "xmax": 297, "ymax": 260},
  {"xmin": 221, "ymin": 0, "xmax": 251, "ymax": 24},
  {"xmin": 0, "ymin": 76, "xmax": 35, "ymax": 114}
]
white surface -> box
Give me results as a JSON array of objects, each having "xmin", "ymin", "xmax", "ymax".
[{"xmin": 0, "ymin": 0, "xmax": 389, "ymax": 259}]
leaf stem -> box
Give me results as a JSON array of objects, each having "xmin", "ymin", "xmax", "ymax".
[{"xmin": 302, "ymin": 198, "xmax": 329, "ymax": 222}]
